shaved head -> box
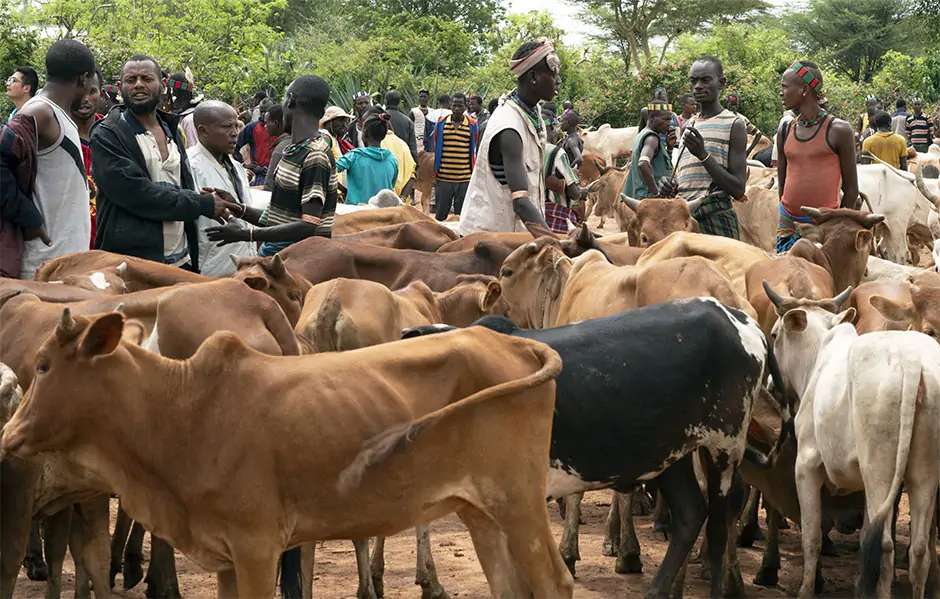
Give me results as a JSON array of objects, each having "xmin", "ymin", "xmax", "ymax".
[{"xmin": 194, "ymin": 100, "xmax": 237, "ymax": 128}]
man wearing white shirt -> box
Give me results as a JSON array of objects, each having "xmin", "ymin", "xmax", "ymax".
[{"xmin": 187, "ymin": 100, "xmax": 256, "ymax": 276}]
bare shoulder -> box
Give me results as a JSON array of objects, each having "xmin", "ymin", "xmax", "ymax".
[
  {"xmin": 828, "ymin": 117, "xmax": 854, "ymax": 136},
  {"xmin": 18, "ymin": 98, "xmax": 53, "ymax": 123}
]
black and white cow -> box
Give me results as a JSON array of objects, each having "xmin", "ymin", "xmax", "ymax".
[{"xmin": 403, "ymin": 297, "xmax": 789, "ymax": 599}]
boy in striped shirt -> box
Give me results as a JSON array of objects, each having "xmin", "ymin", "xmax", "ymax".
[
  {"xmin": 907, "ymin": 98, "xmax": 935, "ymax": 153},
  {"xmin": 430, "ymin": 92, "xmax": 478, "ymax": 221}
]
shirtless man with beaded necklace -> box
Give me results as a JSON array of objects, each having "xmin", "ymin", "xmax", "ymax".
[{"xmin": 774, "ymin": 59, "xmax": 859, "ymax": 253}]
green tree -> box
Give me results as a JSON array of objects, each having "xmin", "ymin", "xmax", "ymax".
[
  {"xmin": 344, "ymin": 0, "xmax": 504, "ymax": 39},
  {"xmin": 785, "ymin": 0, "xmax": 906, "ymax": 82},
  {"xmin": 0, "ymin": 0, "xmax": 39, "ymax": 75}
]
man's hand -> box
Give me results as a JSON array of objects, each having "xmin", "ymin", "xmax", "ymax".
[
  {"xmin": 205, "ymin": 221, "xmax": 249, "ymax": 246},
  {"xmin": 205, "ymin": 187, "xmax": 236, "ymax": 203},
  {"xmin": 244, "ymin": 161, "xmax": 260, "ymax": 173},
  {"xmin": 682, "ymin": 126, "xmax": 707, "ymax": 160},
  {"xmin": 23, "ymin": 224, "xmax": 52, "ymax": 246},
  {"xmin": 666, "ymin": 127, "xmax": 677, "ymax": 150},
  {"xmin": 658, "ymin": 177, "xmax": 677, "ymax": 198},
  {"xmin": 546, "ymin": 175, "xmax": 565, "ymax": 193}
]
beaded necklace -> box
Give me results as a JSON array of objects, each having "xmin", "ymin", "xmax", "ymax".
[
  {"xmin": 797, "ymin": 109, "xmax": 828, "ymax": 128},
  {"xmin": 508, "ymin": 91, "xmax": 543, "ymax": 134},
  {"xmin": 283, "ymin": 134, "xmax": 322, "ymax": 157}
]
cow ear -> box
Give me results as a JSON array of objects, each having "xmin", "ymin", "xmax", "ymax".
[
  {"xmin": 796, "ymin": 222, "xmax": 820, "ymax": 243},
  {"xmin": 782, "ymin": 309, "xmax": 807, "ymax": 333},
  {"xmin": 78, "ymin": 313, "xmax": 125, "ymax": 357},
  {"xmin": 242, "ymin": 276, "xmax": 269, "ymax": 291},
  {"xmin": 121, "ymin": 320, "xmax": 147, "ymax": 346},
  {"xmin": 869, "ymin": 295, "xmax": 913, "ymax": 322},
  {"xmin": 688, "ymin": 218, "xmax": 701, "ymax": 234},
  {"xmin": 524, "ymin": 221, "xmax": 556, "ymax": 240},
  {"xmin": 832, "ymin": 308, "xmax": 856, "ymax": 327},
  {"xmin": 855, "ymin": 229, "xmax": 873, "ymax": 252},
  {"xmin": 481, "ymin": 280, "xmax": 502, "ymax": 312}
]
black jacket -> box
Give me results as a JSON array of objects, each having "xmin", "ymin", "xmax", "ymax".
[
  {"xmin": 91, "ymin": 106, "xmax": 215, "ymax": 269},
  {"xmin": 387, "ymin": 106, "xmax": 418, "ymax": 160}
]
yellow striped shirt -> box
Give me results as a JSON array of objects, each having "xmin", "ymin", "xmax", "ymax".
[{"xmin": 438, "ymin": 119, "xmax": 472, "ymax": 182}]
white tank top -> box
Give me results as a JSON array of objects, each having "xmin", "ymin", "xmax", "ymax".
[{"xmin": 20, "ymin": 95, "xmax": 90, "ymax": 279}]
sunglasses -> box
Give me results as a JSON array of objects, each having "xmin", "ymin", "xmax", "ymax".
[{"xmin": 6, "ymin": 76, "xmax": 24, "ymax": 85}]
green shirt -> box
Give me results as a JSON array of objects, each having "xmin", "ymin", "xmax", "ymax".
[
  {"xmin": 622, "ymin": 127, "xmax": 672, "ymax": 200},
  {"xmin": 542, "ymin": 143, "xmax": 581, "ymax": 206}
]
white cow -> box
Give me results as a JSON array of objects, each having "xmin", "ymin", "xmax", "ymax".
[
  {"xmin": 857, "ymin": 163, "xmax": 939, "ymax": 265},
  {"xmin": 579, "ymin": 124, "xmax": 638, "ymax": 165},
  {"xmin": 765, "ymin": 283, "xmax": 940, "ymax": 599}
]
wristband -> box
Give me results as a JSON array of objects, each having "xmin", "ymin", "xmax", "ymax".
[
  {"xmin": 249, "ymin": 228, "xmax": 253, "ymax": 243},
  {"xmin": 638, "ymin": 155, "xmax": 652, "ymax": 165},
  {"xmin": 701, "ymin": 152, "xmax": 712, "ymax": 163},
  {"xmin": 511, "ymin": 190, "xmax": 529, "ymax": 200}
]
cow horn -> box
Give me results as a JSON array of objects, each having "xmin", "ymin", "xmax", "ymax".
[
  {"xmin": 800, "ymin": 206, "xmax": 827, "ymax": 224},
  {"xmin": 594, "ymin": 159, "xmax": 610, "ymax": 175},
  {"xmin": 271, "ymin": 254, "xmax": 287, "ymax": 278},
  {"xmin": 620, "ymin": 194, "xmax": 642, "ymax": 212},
  {"xmin": 863, "ymin": 213, "xmax": 886, "ymax": 228},
  {"xmin": 916, "ymin": 160, "xmax": 940, "ymax": 208},
  {"xmin": 761, "ymin": 280, "xmax": 786, "ymax": 309},
  {"xmin": 766, "ymin": 177, "xmax": 775, "ymax": 190},
  {"xmin": 115, "ymin": 262, "xmax": 128, "ymax": 276},
  {"xmin": 59, "ymin": 307, "xmax": 77, "ymax": 334},
  {"xmin": 686, "ymin": 198, "xmax": 705, "ymax": 214},
  {"xmin": 832, "ymin": 286, "xmax": 853, "ymax": 307},
  {"xmin": 113, "ymin": 303, "xmax": 125, "ymax": 314}
]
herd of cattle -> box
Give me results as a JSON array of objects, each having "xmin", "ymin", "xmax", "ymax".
[{"xmin": 1, "ymin": 144, "xmax": 940, "ymax": 599}]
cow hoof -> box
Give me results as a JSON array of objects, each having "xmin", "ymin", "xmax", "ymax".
[
  {"xmin": 821, "ymin": 536, "xmax": 839, "ymax": 558},
  {"xmin": 24, "ymin": 557, "xmax": 48, "ymax": 582},
  {"xmin": 124, "ymin": 554, "xmax": 144, "ymax": 590},
  {"xmin": 754, "ymin": 568, "xmax": 779, "ymax": 587},
  {"xmin": 615, "ymin": 554, "xmax": 643, "ymax": 574},
  {"xmin": 419, "ymin": 586, "xmax": 449, "ymax": 599},
  {"xmin": 145, "ymin": 583, "xmax": 182, "ymax": 599},
  {"xmin": 653, "ymin": 521, "xmax": 669, "ymax": 541},
  {"xmin": 724, "ymin": 578, "xmax": 746, "ymax": 599},
  {"xmin": 814, "ymin": 569, "xmax": 825, "ymax": 594},
  {"xmin": 564, "ymin": 556, "xmax": 578, "ymax": 577},
  {"xmin": 602, "ymin": 540, "xmax": 617, "ymax": 557},
  {"xmin": 738, "ymin": 524, "xmax": 763, "ymax": 547},
  {"xmin": 697, "ymin": 563, "xmax": 711, "ymax": 581},
  {"xmin": 358, "ymin": 588, "xmax": 378, "ymax": 599}
]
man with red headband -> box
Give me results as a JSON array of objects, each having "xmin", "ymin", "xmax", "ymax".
[
  {"xmin": 458, "ymin": 38, "xmax": 556, "ymax": 235},
  {"xmin": 775, "ymin": 59, "xmax": 858, "ymax": 252}
]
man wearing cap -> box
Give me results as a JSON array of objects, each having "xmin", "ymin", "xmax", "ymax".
[
  {"xmin": 344, "ymin": 91, "xmax": 372, "ymax": 148},
  {"xmin": 320, "ymin": 105, "xmax": 355, "ymax": 201},
  {"xmin": 623, "ymin": 102, "xmax": 673, "ymax": 201},
  {"xmin": 907, "ymin": 98, "xmax": 935, "ymax": 153},
  {"xmin": 167, "ymin": 72, "xmax": 200, "ymax": 147},
  {"xmin": 458, "ymin": 38, "xmax": 557, "ymax": 235}
]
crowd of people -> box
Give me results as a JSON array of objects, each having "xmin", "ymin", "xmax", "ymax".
[{"xmin": 2, "ymin": 37, "xmax": 939, "ymax": 282}]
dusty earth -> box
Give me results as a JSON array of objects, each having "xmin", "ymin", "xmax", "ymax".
[
  {"xmin": 8, "ymin": 211, "xmax": 930, "ymax": 598},
  {"xmin": 12, "ymin": 492, "xmax": 916, "ymax": 598}
]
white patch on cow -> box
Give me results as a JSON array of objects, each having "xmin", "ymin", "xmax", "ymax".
[
  {"xmin": 429, "ymin": 324, "xmax": 453, "ymax": 332},
  {"xmin": 699, "ymin": 297, "xmax": 766, "ymax": 362},
  {"xmin": 48, "ymin": 281, "xmax": 64, "ymax": 285},
  {"xmin": 141, "ymin": 319, "xmax": 160, "ymax": 354},
  {"xmin": 546, "ymin": 460, "xmax": 604, "ymax": 499},
  {"xmin": 88, "ymin": 272, "xmax": 110, "ymax": 290}
]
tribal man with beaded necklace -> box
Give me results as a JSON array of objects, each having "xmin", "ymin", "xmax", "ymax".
[
  {"xmin": 774, "ymin": 59, "xmax": 859, "ymax": 253},
  {"xmin": 458, "ymin": 38, "xmax": 557, "ymax": 235}
]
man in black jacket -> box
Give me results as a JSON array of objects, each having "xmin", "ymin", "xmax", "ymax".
[
  {"xmin": 91, "ymin": 54, "xmax": 230, "ymax": 271},
  {"xmin": 384, "ymin": 90, "xmax": 418, "ymax": 161}
]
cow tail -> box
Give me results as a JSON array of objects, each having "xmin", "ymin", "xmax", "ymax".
[
  {"xmin": 312, "ymin": 281, "xmax": 343, "ymax": 352},
  {"xmin": 857, "ymin": 362, "xmax": 921, "ymax": 597},
  {"xmin": 765, "ymin": 340, "xmax": 794, "ymax": 458},
  {"xmin": 336, "ymin": 343, "xmax": 563, "ymax": 494}
]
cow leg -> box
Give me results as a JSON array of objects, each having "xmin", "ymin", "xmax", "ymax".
[
  {"xmin": 616, "ymin": 492, "xmax": 643, "ymax": 574},
  {"xmin": 653, "ymin": 491, "xmax": 670, "ymax": 539},
  {"xmin": 495, "ymin": 498, "xmax": 575, "ymax": 599},
  {"xmin": 754, "ymin": 506, "xmax": 781, "ymax": 586},
  {"xmin": 109, "ymin": 504, "xmax": 132, "ymax": 588},
  {"xmin": 123, "ymin": 519, "xmax": 146, "ymax": 590},
  {"xmin": 738, "ymin": 487, "xmax": 763, "ymax": 547},
  {"xmin": 558, "ymin": 493, "xmax": 583, "ymax": 575},
  {"xmin": 216, "ymin": 570, "xmax": 237, "ymax": 599},
  {"xmin": 42, "ymin": 507, "xmax": 72, "ymax": 599},
  {"xmin": 702, "ymin": 461, "xmax": 733, "ymax": 599},
  {"xmin": 279, "ymin": 547, "xmax": 303, "ymax": 599},
  {"xmin": 301, "ymin": 542, "xmax": 315, "ymax": 599},
  {"xmin": 795, "ymin": 458, "xmax": 826, "ymax": 599},
  {"xmin": 24, "ymin": 521, "xmax": 48, "ymax": 581},
  {"xmin": 458, "ymin": 506, "xmax": 528, "ymax": 597},
  {"xmin": 646, "ymin": 457, "xmax": 708, "ymax": 599},
  {"xmin": 71, "ymin": 496, "xmax": 112, "ymax": 599},
  {"xmin": 721, "ymin": 472, "xmax": 746, "ymax": 599},
  {"xmin": 907, "ymin": 478, "xmax": 938, "ymax": 599},
  {"xmin": 232, "ymin": 547, "xmax": 280, "ymax": 599},
  {"xmin": 69, "ymin": 512, "xmax": 91, "ymax": 599},
  {"xmin": 603, "ymin": 495, "xmax": 621, "ymax": 557},
  {"xmin": 1, "ymin": 458, "xmax": 39, "ymax": 599},
  {"xmin": 370, "ymin": 537, "xmax": 385, "ymax": 598},
  {"xmin": 351, "ymin": 539, "xmax": 377, "ymax": 599},
  {"xmin": 415, "ymin": 525, "xmax": 448, "ymax": 599},
  {"xmin": 145, "ymin": 536, "xmax": 181, "ymax": 598}
]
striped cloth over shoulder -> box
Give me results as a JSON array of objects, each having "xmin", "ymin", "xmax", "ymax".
[
  {"xmin": 676, "ymin": 109, "xmax": 740, "ymax": 203},
  {"xmin": 262, "ymin": 135, "xmax": 337, "ymax": 237}
]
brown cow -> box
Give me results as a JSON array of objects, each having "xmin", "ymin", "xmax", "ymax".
[
  {"xmin": 334, "ymin": 205, "xmax": 435, "ymax": 235},
  {"xmin": 746, "ymin": 257, "xmax": 835, "ymax": 336},
  {"xmin": 578, "ymin": 151, "xmax": 605, "ymax": 186},
  {"xmin": 0, "ymin": 278, "xmax": 110, "ymax": 303},
  {"xmin": 866, "ymin": 272, "xmax": 940, "ymax": 340},
  {"xmin": 437, "ymin": 231, "xmax": 550, "ymax": 254},
  {"xmin": 414, "ymin": 152, "xmax": 435, "ymax": 214},
  {"xmin": 735, "ymin": 185, "xmax": 779, "ymax": 253},
  {"xmin": 849, "ymin": 281, "xmax": 914, "ymax": 334},
  {"xmin": 296, "ymin": 276, "xmax": 505, "ymax": 352},
  {"xmin": 230, "ymin": 254, "xmax": 309, "ymax": 328},
  {"xmin": 35, "ymin": 251, "xmax": 211, "ymax": 291},
  {"xmin": 271, "ymin": 237, "xmax": 513, "ymax": 292},
  {"xmin": 338, "ymin": 220, "xmax": 458, "ymax": 251},
  {"xmin": 583, "ymin": 162, "xmax": 631, "ymax": 230},
  {"xmin": 2, "ymin": 318, "xmax": 574, "ymax": 599},
  {"xmin": 619, "ymin": 196, "xmax": 704, "ymax": 247}
]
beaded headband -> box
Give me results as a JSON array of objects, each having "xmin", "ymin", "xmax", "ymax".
[
  {"xmin": 168, "ymin": 79, "xmax": 192, "ymax": 92},
  {"xmin": 790, "ymin": 61, "xmax": 821, "ymax": 90},
  {"xmin": 647, "ymin": 102, "xmax": 672, "ymax": 111},
  {"xmin": 353, "ymin": 91, "xmax": 369, "ymax": 100},
  {"xmin": 102, "ymin": 84, "xmax": 118, "ymax": 94}
]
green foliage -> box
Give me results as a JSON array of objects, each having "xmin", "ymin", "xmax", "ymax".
[
  {"xmin": 0, "ymin": 0, "xmax": 39, "ymax": 75},
  {"xmin": 344, "ymin": 0, "xmax": 505, "ymax": 39}
]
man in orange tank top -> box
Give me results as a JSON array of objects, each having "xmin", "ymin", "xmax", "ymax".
[{"xmin": 776, "ymin": 60, "xmax": 859, "ymax": 253}]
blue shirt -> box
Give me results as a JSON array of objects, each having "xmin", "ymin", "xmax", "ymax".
[{"xmin": 335, "ymin": 146, "xmax": 399, "ymax": 205}]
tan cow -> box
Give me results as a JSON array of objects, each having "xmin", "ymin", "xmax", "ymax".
[
  {"xmin": 849, "ymin": 281, "xmax": 915, "ymax": 334},
  {"xmin": 746, "ymin": 257, "xmax": 835, "ymax": 336},
  {"xmin": 437, "ymin": 231, "xmax": 552, "ymax": 254},
  {"xmin": 414, "ymin": 152, "xmax": 435, "ymax": 214},
  {"xmin": 578, "ymin": 151, "xmax": 605, "ymax": 186},
  {"xmin": 334, "ymin": 204, "xmax": 435, "ymax": 235},
  {"xmin": 865, "ymin": 272, "xmax": 940, "ymax": 340},
  {"xmin": 338, "ymin": 220, "xmax": 457, "ymax": 251},
  {"xmin": 583, "ymin": 162, "xmax": 631, "ymax": 230},
  {"xmin": 2, "ymin": 317, "xmax": 574, "ymax": 599},
  {"xmin": 0, "ymin": 278, "xmax": 110, "ymax": 303},
  {"xmin": 296, "ymin": 276, "xmax": 505, "ymax": 352},
  {"xmin": 36, "ymin": 251, "xmax": 211, "ymax": 291},
  {"xmin": 637, "ymin": 232, "xmax": 773, "ymax": 298},
  {"xmin": 735, "ymin": 185, "xmax": 779, "ymax": 253},
  {"xmin": 619, "ymin": 196, "xmax": 704, "ymax": 247}
]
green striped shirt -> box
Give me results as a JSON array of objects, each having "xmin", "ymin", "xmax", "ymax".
[
  {"xmin": 261, "ymin": 135, "xmax": 337, "ymax": 237},
  {"xmin": 676, "ymin": 109, "xmax": 739, "ymax": 203}
]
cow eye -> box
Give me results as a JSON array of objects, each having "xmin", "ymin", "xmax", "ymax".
[
  {"xmin": 501, "ymin": 268, "xmax": 513, "ymax": 278},
  {"xmin": 640, "ymin": 234, "xmax": 649, "ymax": 245},
  {"xmin": 36, "ymin": 361, "xmax": 49, "ymax": 375}
]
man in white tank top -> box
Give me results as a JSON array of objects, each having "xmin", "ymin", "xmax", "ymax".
[
  {"xmin": 458, "ymin": 38, "xmax": 558, "ymax": 237},
  {"xmin": 17, "ymin": 39, "xmax": 97, "ymax": 279}
]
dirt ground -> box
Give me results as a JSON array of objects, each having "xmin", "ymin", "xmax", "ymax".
[{"xmin": 13, "ymin": 492, "xmax": 917, "ymax": 598}]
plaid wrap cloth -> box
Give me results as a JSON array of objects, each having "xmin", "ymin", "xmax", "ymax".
[
  {"xmin": 544, "ymin": 201, "xmax": 581, "ymax": 234},
  {"xmin": 776, "ymin": 203, "xmax": 813, "ymax": 254},
  {"xmin": 692, "ymin": 194, "xmax": 739, "ymax": 239}
]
